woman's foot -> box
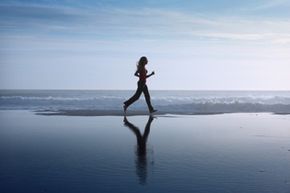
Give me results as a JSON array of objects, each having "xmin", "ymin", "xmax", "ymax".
[
  {"xmin": 123, "ymin": 104, "xmax": 128, "ymax": 113},
  {"xmin": 123, "ymin": 116, "xmax": 128, "ymax": 123}
]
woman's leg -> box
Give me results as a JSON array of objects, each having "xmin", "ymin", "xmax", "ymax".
[
  {"xmin": 142, "ymin": 84, "xmax": 154, "ymax": 112},
  {"xmin": 124, "ymin": 81, "xmax": 144, "ymax": 108}
]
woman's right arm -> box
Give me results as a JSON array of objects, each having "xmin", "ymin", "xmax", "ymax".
[{"xmin": 134, "ymin": 70, "xmax": 139, "ymax": 77}]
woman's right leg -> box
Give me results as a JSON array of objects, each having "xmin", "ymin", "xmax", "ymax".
[
  {"xmin": 142, "ymin": 84, "xmax": 154, "ymax": 112},
  {"xmin": 124, "ymin": 81, "xmax": 144, "ymax": 108}
]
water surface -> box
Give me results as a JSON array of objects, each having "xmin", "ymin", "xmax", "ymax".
[{"xmin": 0, "ymin": 111, "xmax": 290, "ymax": 193}]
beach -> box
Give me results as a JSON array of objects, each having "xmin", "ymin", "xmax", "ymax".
[
  {"xmin": 0, "ymin": 110, "xmax": 289, "ymax": 193},
  {"xmin": 2, "ymin": 0, "xmax": 290, "ymax": 192}
]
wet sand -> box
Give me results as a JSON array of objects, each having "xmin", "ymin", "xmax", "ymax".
[{"xmin": 0, "ymin": 110, "xmax": 290, "ymax": 193}]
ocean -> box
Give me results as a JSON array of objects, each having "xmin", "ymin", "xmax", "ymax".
[
  {"xmin": 1, "ymin": 90, "xmax": 290, "ymax": 193},
  {"xmin": 1, "ymin": 90, "xmax": 290, "ymax": 114}
]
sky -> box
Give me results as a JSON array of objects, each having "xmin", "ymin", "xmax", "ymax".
[{"xmin": 1, "ymin": 0, "xmax": 290, "ymax": 90}]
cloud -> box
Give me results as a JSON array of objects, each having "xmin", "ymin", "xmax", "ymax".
[
  {"xmin": 251, "ymin": 0, "xmax": 290, "ymax": 10},
  {"xmin": 0, "ymin": 4, "xmax": 85, "ymax": 21},
  {"xmin": 1, "ymin": 3, "xmax": 290, "ymax": 45}
]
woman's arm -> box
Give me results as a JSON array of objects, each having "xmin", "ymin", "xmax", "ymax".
[
  {"xmin": 146, "ymin": 71, "xmax": 155, "ymax": 78},
  {"xmin": 134, "ymin": 70, "xmax": 139, "ymax": 77}
]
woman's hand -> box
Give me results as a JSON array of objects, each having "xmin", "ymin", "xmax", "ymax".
[{"xmin": 146, "ymin": 71, "xmax": 155, "ymax": 78}]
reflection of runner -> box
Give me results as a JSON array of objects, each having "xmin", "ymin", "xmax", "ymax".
[
  {"xmin": 123, "ymin": 115, "xmax": 154, "ymax": 185},
  {"xmin": 123, "ymin": 56, "xmax": 157, "ymax": 113}
]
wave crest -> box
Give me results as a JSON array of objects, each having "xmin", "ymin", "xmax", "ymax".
[{"xmin": 1, "ymin": 91, "xmax": 290, "ymax": 113}]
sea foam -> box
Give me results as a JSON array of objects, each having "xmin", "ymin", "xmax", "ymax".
[{"xmin": 1, "ymin": 90, "xmax": 290, "ymax": 114}]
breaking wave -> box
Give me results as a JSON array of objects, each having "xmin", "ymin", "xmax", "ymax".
[{"xmin": 1, "ymin": 90, "xmax": 290, "ymax": 114}]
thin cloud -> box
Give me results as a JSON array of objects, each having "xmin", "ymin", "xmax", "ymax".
[
  {"xmin": 252, "ymin": 0, "xmax": 290, "ymax": 10},
  {"xmin": 238, "ymin": 0, "xmax": 290, "ymax": 12},
  {"xmin": 1, "ymin": 4, "xmax": 290, "ymax": 45}
]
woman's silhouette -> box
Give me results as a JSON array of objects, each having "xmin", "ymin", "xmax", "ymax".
[
  {"xmin": 123, "ymin": 56, "xmax": 157, "ymax": 113},
  {"xmin": 123, "ymin": 115, "xmax": 154, "ymax": 185}
]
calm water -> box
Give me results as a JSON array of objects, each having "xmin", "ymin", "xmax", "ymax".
[{"xmin": 0, "ymin": 110, "xmax": 290, "ymax": 193}]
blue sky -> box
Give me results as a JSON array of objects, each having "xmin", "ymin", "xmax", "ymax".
[{"xmin": 1, "ymin": 0, "xmax": 290, "ymax": 90}]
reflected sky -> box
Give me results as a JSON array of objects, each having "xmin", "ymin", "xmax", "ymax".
[{"xmin": 0, "ymin": 111, "xmax": 289, "ymax": 193}]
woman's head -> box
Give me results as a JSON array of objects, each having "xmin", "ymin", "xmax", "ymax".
[{"xmin": 138, "ymin": 56, "xmax": 148, "ymax": 68}]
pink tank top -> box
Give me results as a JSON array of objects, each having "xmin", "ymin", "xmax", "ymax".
[{"xmin": 139, "ymin": 68, "xmax": 147, "ymax": 82}]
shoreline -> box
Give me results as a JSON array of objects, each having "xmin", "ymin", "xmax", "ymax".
[{"xmin": 33, "ymin": 109, "xmax": 290, "ymax": 116}]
